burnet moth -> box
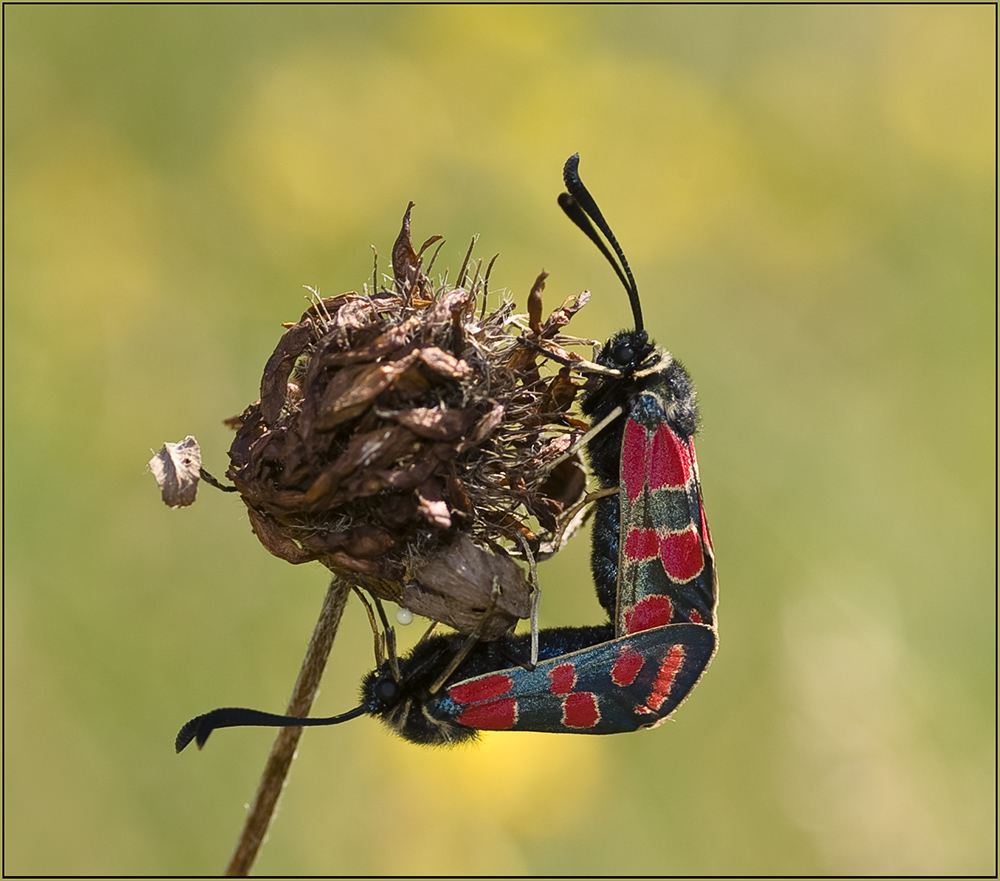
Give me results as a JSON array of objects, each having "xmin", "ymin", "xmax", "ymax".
[
  {"xmin": 176, "ymin": 154, "xmax": 718, "ymax": 750},
  {"xmin": 561, "ymin": 153, "xmax": 718, "ymax": 635}
]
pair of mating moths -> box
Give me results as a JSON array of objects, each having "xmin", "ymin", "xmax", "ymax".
[{"xmin": 177, "ymin": 154, "xmax": 718, "ymax": 750}]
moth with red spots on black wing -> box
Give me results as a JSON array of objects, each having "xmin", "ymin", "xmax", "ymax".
[
  {"xmin": 559, "ymin": 153, "xmax": 717, "ymax": 637},
  {"xmin": 177, "ymin": 620, "xmax": 716, "ymax": 748}
]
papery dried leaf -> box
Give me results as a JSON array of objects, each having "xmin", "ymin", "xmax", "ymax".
[
  {"xmin": 401, "ymin": 534, "xmax": 532, "ymax": 640},
  {"xmin": 149, "ymin": 436, "xmax": 202, "ymax": 507}
]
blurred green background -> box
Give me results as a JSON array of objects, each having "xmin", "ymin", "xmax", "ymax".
[{"xmin": 4, "ymin": 5, "xmax": 995, "ymax": 875}]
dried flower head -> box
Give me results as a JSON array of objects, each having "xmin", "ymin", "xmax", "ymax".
[{"xmin": 223, "ymin": 204, "xmax": 595, "ymax": 636}]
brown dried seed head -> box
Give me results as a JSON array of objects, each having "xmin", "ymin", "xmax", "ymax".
[{"xmin": 225, "ymin": 205, "xmax": 593, "ymax": 633}]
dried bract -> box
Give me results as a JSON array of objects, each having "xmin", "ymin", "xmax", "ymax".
[{"xmin": 402, "ymin": 534, "xmax": 531, "ymax": 640}]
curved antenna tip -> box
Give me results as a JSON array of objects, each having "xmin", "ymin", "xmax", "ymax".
[
  {"xmin": 563, "ymin": 153, "xmax": 581, "ymax": 188},
  {"xmin": 558, "ymin": 154, "xmax": 644, "ymax": 332}
]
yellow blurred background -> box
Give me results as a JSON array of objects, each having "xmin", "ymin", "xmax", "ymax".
[{"xmin": 4, "ymin": 5, "xmax": 994, "ymax": 875}]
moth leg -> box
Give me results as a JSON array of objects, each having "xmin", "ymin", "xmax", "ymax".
[
  {"xmin": 427, "ymin": 579, "xmax": 502, "ymax": 694},
  {"xmin": 510, "ymin": 529, "xmax": 541, "ymax": 667},
  {"xmin": 539, "ymin": 404, "xmax": 624, "ymax": 477},
  {"xmin": 351, "ymin": 586, "xmax": 385, "ymax": 667},
  {"xmin": 372, "ymin": 595, "xmax": 400, "ymax": 682}
]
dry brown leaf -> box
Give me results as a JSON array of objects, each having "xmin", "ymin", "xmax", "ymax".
[{"xmin": 149, "ymin": 436, "xmax": 202, "ymax": 508}]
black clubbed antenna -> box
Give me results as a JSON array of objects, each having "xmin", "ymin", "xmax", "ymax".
[
  {"xmin": 558, "ymin": 153, "xmax": 644, "ymax": 333},
  {"xmin": 175, "ymin": 704, "xmax": 368, "ymax": 752}
]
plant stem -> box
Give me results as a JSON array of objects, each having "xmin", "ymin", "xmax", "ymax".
[{"xmin": 225, "ymin": 579, "xmax": 350, "ymax": 876}]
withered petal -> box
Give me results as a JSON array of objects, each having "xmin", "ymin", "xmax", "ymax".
[
  {"xmin": 218, "ymin": 206, "xmax": 596, "ymax": 630},
  {"xmin": 299, "ymin": 295, "xmax": 357, "ymax": 326},
  {"xmin": 303, "ymin": 425, "xmax": 419, "ymax": 504},
  {"xmin": 537, "ymin": 455, "xmax": 587, "ymax": 511},
  {"xmin": 528, "ymin": 496, "xmax": 560, "ymax": 533},
  {"xmin": 326, "ymin": 551, "xmax": 405, "ymax": 583},
  {"xmin": 418, "ymin": 234, "xmax": 443, "ymax": 256},
  {"xmin": 379, "ymin": 459, "xmax": 437, "ymax": 491},
  {"xmin": 303, "ymin": 524, "xmax": 397, "ymax": 559},
  {"xmin": 246, "ymin": 507, "xmax": 319, "ymax": 564},
  {"xmin": 338, "ymin": 471, "xmax": 392, "ymax": 500},
  {"xmin": 446, "ymin": 474, "xmax": 473, "ymax": 515},
  {"xmin": 376, "ymin": 492, "xmax": 420, "ymax": 525},
  {"xmin": 312, "ymin": 351, "xmax": 421, "ymax": 431},
  {"xmin": 465, "ymin": 402, "xmax": 505, "ymax": 447},
  {"xmin": 260, "ymin": 321, "xmax": 315, "ymax": 426},
  {"xmin": 320, "ymin": 317, "xmax": 420, "ymax": 366},
  {"xmin": 527, "ymin": 271, "xmax": 547, "ymax": 334},
  {"xmin": 416, "ymin": 346, "xmax": 470, "ymax": 379},
  {"xmin": 388, "ymin": 405, "xmax": 475, "ymax": 440},
  {"xmin": 540, "ymin": 289, "xmax": 591, "ymax": 336},
  {"xmin": 336, "ymin": 296, "xmax": 379, "ymax": 330},
  {"xmin": 392, "ymin": 202, "xmax": 423, "ymax": 299},
  {"xmin": 416, "ymin": 482, "xmax": 452, "ymax": 528},
  {"xmin": 421, "ymin": 288, "xmax": 470, "ymax": 329},
  {"xmin": 542, "ymin": 368, "xmax": 580, "ymax": 411}
]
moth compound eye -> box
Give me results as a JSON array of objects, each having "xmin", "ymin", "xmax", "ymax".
[
  {"xmin": 374, "ymin": 677, "xmax": 400, "ymax": 705},
  {"xmin": 614, "ymin": 340, "xmax": 634, "ymax": 366}
]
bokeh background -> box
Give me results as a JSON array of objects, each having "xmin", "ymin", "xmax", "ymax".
[{"xmin": 4, "ymin": 5, "xmax": 995, "ymax": 876}]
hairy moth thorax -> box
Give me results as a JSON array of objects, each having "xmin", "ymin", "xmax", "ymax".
[
  {"xmin": 360, "ymin": 638, "xmax": 481, "ymax": 745},
  {"xmin": 581, "ymin": 336, "xmax": 700, "ymax": 489}
]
